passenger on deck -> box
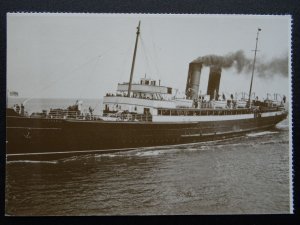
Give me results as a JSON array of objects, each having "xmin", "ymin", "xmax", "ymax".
[
  {"xmin": 16, "ymin": 104, "xmax": 20, "ymax": 114},
  {"xmin": 89, "ymin": 106, "xmax": 93, "ymax": 115},
  {"xmin": 20, "ymin": 104, "xmax": 24, "ymax": 116},
  {"xmin": 194, "ymin": 100, "xmax": 198, "ymax": 108}
]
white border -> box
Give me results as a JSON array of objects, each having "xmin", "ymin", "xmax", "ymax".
[
  {"xmin": 288, "ymin": 15, "xmax": 294, "ymax": 214},
  {"xmin": 6, "ymin": 12, "xmax": 294, "ymax": 213}
]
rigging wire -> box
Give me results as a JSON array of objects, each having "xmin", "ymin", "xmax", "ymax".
[
  {"xmin": 78, "ymin": 55, "xmax": 102, "ymax": 98},
  {"xmin": 23, "ymin": 39, "xmax": 127, "ymax": 105},
  {"xmin": 35, "ymin": 32, "xmax": 108, "ymax": 87},
  {"xmin": 42, "ymin": 28, "xmax": 107, "ymax": 62},
  {"xmin": 140, "ymin": 34, "xmax": 153, "ymax": 78},
  {"xmin": 22, "ymin": 28, "xmax": 134, "ymax": 104},
  {"xmin": 148, "ymin": 23, "xmax": 162, "ymax": 81},
  {"xmin": 117, "ymin": 44, "xmax": 134, "ymax": 83},
  {"xmin": 23, "ymin": 55, "xmax": 101, "ymax": 105},
  {"xmin": 140, "ymin": 31, "xmax": 162, "ymax": 83}
]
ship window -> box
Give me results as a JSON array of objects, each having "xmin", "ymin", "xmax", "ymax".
[
  {"xmin": 163, "ymin": 110, "xmax": 170, "ymax": 115},
  {"xmin": 151, "ymin": 81, "xmax": 156, "ymax": 86},
  {"xmin": 145, "ymin": 80, "xmax": 149, "ymax": 85},
  {"xmin": 171, "ymin": 110, "xmax": 178, "ymax": 116},
  {"xmin": 167, "ymin": 88, "xmax": 172, "ymax": 94},
  {"xmin": 144, "ymin": 108, "xmax": 150, "ymax": 115},
  {"xmin": 187, "ymin": 110, "xmax": 192, "ymax": 116}
]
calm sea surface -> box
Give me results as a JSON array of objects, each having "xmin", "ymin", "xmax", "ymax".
[{"xmin": 5, "ymin": 98, "xmax": 291, "ymax": 215}]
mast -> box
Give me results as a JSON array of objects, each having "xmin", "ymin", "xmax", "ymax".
[
  {"xmin": 127, "ymin": 21, "xmax": 141, "ymax": 97},
  {"xmin": 248, "ymin": 28, "xmax": 261, "ymax": 108}
]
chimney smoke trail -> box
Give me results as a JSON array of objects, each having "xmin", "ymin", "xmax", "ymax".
[{"xmin": 192, "ymin": 50, "xmax": 288, "ymax": 78}]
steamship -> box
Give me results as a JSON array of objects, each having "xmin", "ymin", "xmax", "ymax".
[{"xmin": 6, "ymin": 22, "xmax": 288, "ymax": 161}]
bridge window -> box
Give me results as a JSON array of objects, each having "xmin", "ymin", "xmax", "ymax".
[
  {"xmin": 171, "ymin": 110, "xmax": 177, "ymax": 116},
  {"xmin": 188, "ymin": 111, "xmax": 194, "ymax": 116},
  {"xmin": 161, "ymin": 110, "xmax": 171, "ymax": 115}
]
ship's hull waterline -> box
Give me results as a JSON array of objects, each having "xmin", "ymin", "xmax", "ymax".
[{"xmin": 6, "ymin": 112, "xmax": 287, "ymax": 161}]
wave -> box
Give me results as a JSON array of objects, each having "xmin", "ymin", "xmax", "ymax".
[
  {"xmin": 259, "ymin": 139, "xmax": 289, "ymax": 145},
  {"xmin": 276, "ymin": 124, "xmax": 289, "ymax": 129},
  {"xmin": 59, "ymin": 154, "xmax": 98, "ymax": 162},
  {"xmin": 275, "ymin": 118, "xmax": 289, "ymax": 129},
  {"xmin": 133, "ymin": 144, "xmax": 220, "ymax": 157},
  {"xmin": 135, "ymin": 150, "xmax": 163, "ymax": 157},
  {"xmin": 7, "ymin": 160, "xmax": 58, "ymax": 164},
  {"xmin": 24, "ymin": 130, "xmax": 286, "ymax": 161},
  {"xmin": 247, "ymin": 131, "xmax": 279, "ymax": 137},
  {"xmin": 95, "ymin": 153, "xmax": 120, "ymax": 158},
  {"xmin": 59, "ymin": 156, "xmax": 82, "ymax": 162},
  {"xmin": 94, "ymin": 136, "xmax": 255, "ymax": 157}
]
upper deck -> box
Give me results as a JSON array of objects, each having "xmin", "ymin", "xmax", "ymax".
[{"xmin": 117, "ymin": 78, "xmax": 172, "ymax": 95}]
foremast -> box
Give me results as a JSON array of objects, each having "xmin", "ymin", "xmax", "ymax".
[
  {"xmin": 127, "ymin": 21, "xmax": 141, "ymax": 97},
  {"xmin": 248, "ymin": 28, "xmax": 262, "ymax": 108}
]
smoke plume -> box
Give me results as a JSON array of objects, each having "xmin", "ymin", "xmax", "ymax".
[{"xmin": 192, "ymin": 50, "xmax": 288, "ymax": 78}]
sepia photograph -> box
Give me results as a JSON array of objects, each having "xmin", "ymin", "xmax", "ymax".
[{"xmin": 6, "ymin": 13, "xmax": 292, "ymax": 215}]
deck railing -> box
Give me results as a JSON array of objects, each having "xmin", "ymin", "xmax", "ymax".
[
  {"xmin": 26, "ymin": 106, "xmax": 285, "ymax": 121},
  {"xmin": 46, "ymin": 110, "xmax": 103, "ymax": 120},
  {"xmin": 102, "ymin": 113, "xmax": 153, "ymax": 122},
  {"xmin": 45, "ymin": 110, "xmax": 153, "ymax": 122}
]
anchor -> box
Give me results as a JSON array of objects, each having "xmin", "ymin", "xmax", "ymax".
[{"xmin": 24, "ymin": 128, "xmax": 32, "ymax": 139}]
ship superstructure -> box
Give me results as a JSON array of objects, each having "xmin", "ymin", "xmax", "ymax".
[{"xmin": 100, "ymin": 23, "xmax": 286, "ymax": 124}]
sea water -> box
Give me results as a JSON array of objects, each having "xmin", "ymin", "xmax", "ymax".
[{"xmin": 5, "ymin": 98, "xmax": 291, "ymax": 215}]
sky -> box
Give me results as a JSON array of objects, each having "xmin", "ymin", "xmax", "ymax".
[{"xmin": 7, "ymin": 13, "xmax": 291, "ymax": 100}]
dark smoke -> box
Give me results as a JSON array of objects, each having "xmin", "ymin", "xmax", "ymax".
[
  {"xmin": 193, "ymin": 50, "xmax": 288, "ymax": 78},
  {"xmin": 255, "ymin": 55, "xmax": 289, "ymax": 78}
]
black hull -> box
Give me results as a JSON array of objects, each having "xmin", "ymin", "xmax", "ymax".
[{"xmin": 6, "ymin": 113, "xmax": 288, "ymax": 161}]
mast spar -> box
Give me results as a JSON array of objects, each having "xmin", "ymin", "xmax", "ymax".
[
  {"xmin": 127, "ymin": 21, "xmax": 141, "ymax": 97},
  {"xmin": 248, "ymin": 28, "xmax": 262, "ymax": 107}
]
